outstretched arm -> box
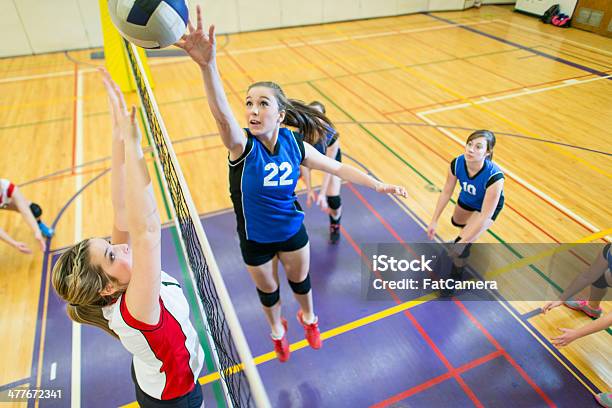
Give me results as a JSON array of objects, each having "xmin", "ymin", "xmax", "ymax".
[
  {"xmin": 100, "ymin": 69, "xmax": 129, "ymax": 245},
  {"xmin": 10, "ymin": 188, "xmax": 45, "ymax": 251},
  {"xmin": 427, "ymin": 168, "xmax": 457, "ymax": 240},
  {"xmin": 0, "ymin": 227, "xmax": 31, "ymax": 254},
  {"xmin": 105, "ymin": 75, "xmax": 161, "ymax": 325},
  {"xmin": 303, "ymin": 143, "xmax": 406, "ymax": 197},
  {"xmin": 175, "ymin": 5, "xmax": 246, "ymax": 160},
  {"xmin": 551, "ymin": 311, "xmax": 612, "ymax": 347}
]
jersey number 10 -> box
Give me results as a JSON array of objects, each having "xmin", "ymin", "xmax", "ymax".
[
  {"xmin": 461, "ymin": 182, "xmax": 477, "ymax": 195},
  {"xmin": 264, "ymin": 162, "xmax": 294, "ymax": 187}
]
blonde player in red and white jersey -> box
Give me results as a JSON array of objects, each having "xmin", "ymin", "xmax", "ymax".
[{"xmin": 52, "ymin": 70, "xmax": 205, "ymax": 408}]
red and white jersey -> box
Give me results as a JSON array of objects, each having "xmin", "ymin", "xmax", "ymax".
[
  {"xmin": 103, "ymin": 271, "xmax": 205, "ymax": 400},
  {"xmin": 0, "ymin": 179, "xmax": 15, "ymax": 207}
]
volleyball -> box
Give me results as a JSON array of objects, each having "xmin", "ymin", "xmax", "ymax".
[{"xmin": 107, "ymin": 0, "xmax": 189, "ymax": 49}]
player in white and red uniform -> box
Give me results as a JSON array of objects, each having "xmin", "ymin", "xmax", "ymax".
[
  {"xmin": 1, "ymin": 178, "xmax": 53, "ymax": 254},
  {"xmin": 103, "ymin": 271, "xmax": 204, "ymax": 403},
  {"xmin": 52, "ymin": 70, "xmax": 204, "ymax": 408}
]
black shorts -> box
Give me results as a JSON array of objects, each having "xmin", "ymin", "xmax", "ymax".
[
  {"xmin": 131, "ymin": 364, "xmax": 203, "ymax": 408},
  {"xmin": 239, "ymin": 223, "xmax": 309, "ymax": 266},
  {"xmin": 457, "ymin": 195, "xmax": 504, "ymax": 221}
]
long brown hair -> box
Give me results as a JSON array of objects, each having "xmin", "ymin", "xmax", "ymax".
[
  {"xmin": 52, "ymin": 239, "xmax": 122, "ymax": 339},
  {"xmin": 247, "ymin": 82, "xmax": 335, "ymax": 145},
  {"xmin": 309, "ymin": 100, "xmax": 340, "ymax": 142},
  {"xmin": 467, "ymin": 130, "xmax": 496, "ymax": 161}
]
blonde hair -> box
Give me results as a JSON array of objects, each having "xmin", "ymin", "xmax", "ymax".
[
  {"xmin": 248, "ymin": 82, "xmax": 335, "ymax": 145},
  {"xmin": 52, "ymin": 239, "xmax": 122, "ymax": 339},
  {"xmin": 467, "ymin": 130, "xmax": 496, "ymax": 161}
]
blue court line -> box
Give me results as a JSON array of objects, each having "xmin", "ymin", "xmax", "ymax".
[
  {"xmin": 522, "ymin": 308, "xmax": 543, "ymax": 320},
  {"xmin": 345, "ymin": 152, "xmax": 603, "ymax": 396},
  {"xmin": 28, "ymin": 169, "xmax": 110, "ymax": 408},
  {"xmin": 425, "ymin": 13, "xmax": 612, "ymax": 80},
  {"xmin": 514, "ymin": 302, "xmax": 603, "ymax": 394},
  {"xmin": 0, "ymin": 377, "xmax": 32, "ymax": 392}
]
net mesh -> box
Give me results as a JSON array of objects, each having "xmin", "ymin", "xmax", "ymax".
[{"xmin": 124, "ymin": 40, "xmax": 253, "ymax": 408}]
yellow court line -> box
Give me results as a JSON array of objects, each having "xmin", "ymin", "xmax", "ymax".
[
  {"xmin": 327, "ymin": 22, "xmax": 612, "ymax": 179},
  {"xmin": 387, "ymin": 188, "xmax": 609, "ymax": 397},
  {"xmin": 118, "ymin": 212, "xmax": 608, "ymax": 408},
  {"xmin": 487, "ymin": 227, "xmax": 612, "ymax": 280},
  {"xmin": 197, "ymin": 292, "xmax": 437, "ymax": 386},
  {"xmin": 387, "ymin": 182, "xmax": 607, "ymax": 397},
  {"xmin": 119, "ymin": 292, "xmax": 437, "ymax": 408}
]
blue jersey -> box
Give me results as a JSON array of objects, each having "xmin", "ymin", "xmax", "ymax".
[
  {"xmin": 451, "ymin": 155, "xmax": 504, "ymax": 211},
  {"xmin": 229, "ymin": 127, "xmax": 305, "ymax": 243},
  {"xmin": 312, "ymin": 126, "xmax": 338, "ymax": 155}
]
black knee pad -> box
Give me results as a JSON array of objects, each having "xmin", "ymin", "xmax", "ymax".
[
  {"xmin": 451, "ymin": 217, "xmax": 466, "ymax": 228},
  {"xmin": 603, "ymin": 243, "xmax": 611, "ymax": 259},
  {"xmin": 30, "ymin": 202, "xmax": 42, "ymax": 218},
  {"xmin": 592, "ymin": 272, "xmax": 609, "ymax": 289},
  {"xmin": 453, "ymin": 236, "xmax": 472, "ymax": 259},
  {"xmin": 256, "ymin": 287, "xmax": 280, "ymax": 307},
  {"xmin": 288, "ymin": 274, "xmax": 311, "ymax": 295},
  {"xmin": 327, "ymin": 195, "xmax": 341, "ymax": 210}
]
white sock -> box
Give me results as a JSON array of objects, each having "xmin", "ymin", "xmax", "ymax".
[
  {"xmin": 271, "ymin": 325, "xmax": 285, "ymax": 340},
  {"xmin": 302, "ymin": 313, "xmax": 317, "ymax": 325}
]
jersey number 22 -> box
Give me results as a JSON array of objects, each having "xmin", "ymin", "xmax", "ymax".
[{"xmin": 264, "ymin": 162, "xmax": 293, "ymax": 187}]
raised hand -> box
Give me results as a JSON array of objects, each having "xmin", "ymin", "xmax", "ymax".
[
  {"xmin": 175, "ymin": 5, "xmax": 216, "ymax": 68},
  {"xmin": 99, "ymin": 68, "xmax": 132, "ymax": 139}
]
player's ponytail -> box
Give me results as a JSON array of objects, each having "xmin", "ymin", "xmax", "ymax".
[
  {"xmin": 284, "ymin": 99, "xmax": 335, "ymax": 145},
  {"xmin": 467, "ymin": 130, "xmax": 496, "ymax": 161}
]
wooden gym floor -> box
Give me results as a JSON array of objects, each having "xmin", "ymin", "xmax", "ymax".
[{"xmin": 0, "ymin": 5, "xmax": 610, "ymax": 405}]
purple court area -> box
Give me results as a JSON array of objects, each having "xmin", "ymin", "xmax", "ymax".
[{"xmin": 30, "ymin": 184, "xmax": 600, "ymax": 407}]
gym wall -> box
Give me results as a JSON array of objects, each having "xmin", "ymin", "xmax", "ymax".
[{"xmin": 0, "ymin": 0, "xmax": 516, "ymax": 58}]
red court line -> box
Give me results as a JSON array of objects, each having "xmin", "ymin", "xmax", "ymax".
[
  {"xmin": 31, "ymin": 144, "xmax": 225, "ymax": 185},
  {"xmin": 452, "ymin": 300, "xmax": 556, "ymax": 407},
  {"xmin": 291, "ymin": 33, "xmax": 593, "ymax": 254},
  {"xmin": 296, "ymin": 26, "xmax": 606, "ymax": 242},
  {"xmin": 419, "ymin": 120, "xmax": 608, "ymax": 241},
  {"xmin": 347, "ymin": 183, "xmax": 556, "ymax": 407},
  {"xmin": 287, "ymin": 36, "xmax": 418, "ymax": 115},
  {"xmin": 278, "ymin": 40, "xmax": 497, "ymax": 403},
  {"xmin": 386, "ymin": 121, "xmax": 590, "ymax": 264},
  {"xmin": 371, "ymin": 350, "xmax": 503, "ymax": 408},
  {"xmin": 71, "ymin": 63, "xmax": 78, "ymax": 175},
  {"xmin": 339, "ymin": 222, "xmax": 484, "ymax": 408},
  {"xmin": 224, "ymin": 50, "xmax": 255, "ymax": 83}
]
